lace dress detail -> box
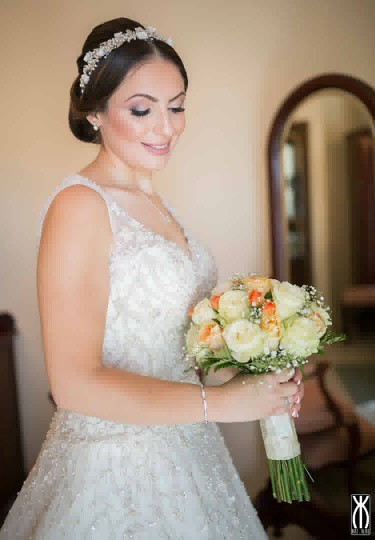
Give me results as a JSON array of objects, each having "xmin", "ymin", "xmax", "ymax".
[{"xmin": 0, "ymin": 174, "xmax": 268, "ymax": 539}]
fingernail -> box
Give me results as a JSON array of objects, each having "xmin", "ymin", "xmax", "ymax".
[
  {"xmin": 297, "ymin": 379, "xmax": 301, "ymax": 385},
  {"xmin": 295, "ymin": 396, "xmax": 300, "ymax": 404},
  {"xmin": 292, "ymin": 410, "xmax": 297, "ymax": 418}
]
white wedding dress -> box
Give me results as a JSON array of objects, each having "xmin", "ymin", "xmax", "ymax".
[{"xmin": 0, "ymin": 173, "xmax": 268, "ymax": 539}]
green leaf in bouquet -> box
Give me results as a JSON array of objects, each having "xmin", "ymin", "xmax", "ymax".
[
  {"xmin": 212, "ymin": 360, "xmax": 237, "ymax": 372},
  {"xmin": 222, "ymin": 342, "xmax": 233, "ymax": 359},
  {"xmin": 264, "ymin": 290, "xmax": 273, "ymax": 300},
  {"xmin": 320, "ymin": 330, "xmax": 347, "ymax": 345},
  {"xmin": 207, "ymin": 345, "xmax": 231, "ymax": 360},
  {"xmin": 197, "ymin": 357, "xmax": 215, "ymax": 369},
  {"xmin": 282, "ymin": 313, "xmax": 299, "ymax": 328},
  {"xmin": 214, "ymin": 313, "xmax": 229, "ymax": 326}
]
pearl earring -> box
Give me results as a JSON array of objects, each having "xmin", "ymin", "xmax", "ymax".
[{"xmin": 92, "ymin": 122, "xmax": 99, "ymax": 131}]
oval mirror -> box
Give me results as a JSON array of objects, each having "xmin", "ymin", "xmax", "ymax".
[{"xmin": 267, "ymin": 74, "xmax": 375, "ymax": 339}]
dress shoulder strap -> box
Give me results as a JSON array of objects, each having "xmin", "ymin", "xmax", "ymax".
[{"xmin": 37, "ymin": 173, "xmax": 116, "ymax": 245}]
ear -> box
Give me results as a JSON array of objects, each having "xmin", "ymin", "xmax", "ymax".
[{"xmin": 86, "ymin": 113, "xmax": 100, "ymax": 127}]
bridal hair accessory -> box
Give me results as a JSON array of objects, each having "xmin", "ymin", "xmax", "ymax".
[{"xmin": 80, "ymin": 26, "xmax": 173, "ymax": 95}]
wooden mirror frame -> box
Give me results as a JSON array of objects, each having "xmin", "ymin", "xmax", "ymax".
[{"xmin": 267, "ymin": 73, "xmax": 375, "ymax": 281}]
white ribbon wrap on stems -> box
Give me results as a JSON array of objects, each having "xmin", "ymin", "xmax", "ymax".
[{"xmin": 259, "ymin": 412, "xmax": 301, "ymax": 460}]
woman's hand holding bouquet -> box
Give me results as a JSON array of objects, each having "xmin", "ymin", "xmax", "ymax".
[
  {"xmin": 184, "ymin": 272, "xmax": 346, "ymax": 503},
  {"xmin": 220, "ymin": 366, "xmax": 304, "ymax": 422}
]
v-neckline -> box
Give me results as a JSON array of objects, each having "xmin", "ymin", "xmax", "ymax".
[{"xmin": 70, "ymin": 173, "xmax": 194, "ymax": 264}]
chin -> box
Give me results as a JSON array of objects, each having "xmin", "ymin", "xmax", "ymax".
[{"xmin": 131, "ymin": 159, "xmax": 169, "ymax": 173}]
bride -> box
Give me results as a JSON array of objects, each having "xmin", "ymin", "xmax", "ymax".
[{"xmin": 0, "ymin": 17, "xmax": 304, "ymax": 539}]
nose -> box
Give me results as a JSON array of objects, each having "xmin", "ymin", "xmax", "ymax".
[{"xmin": 153, "ymin": 107, "xmax": 174, "ymax": 139}]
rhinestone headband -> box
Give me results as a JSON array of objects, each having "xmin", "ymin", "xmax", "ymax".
[{"xmin": 79, "ymin": 26, "xmax": 173, "ymax": 95}]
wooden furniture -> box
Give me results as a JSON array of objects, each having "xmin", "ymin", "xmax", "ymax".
[
  {"xmin": 347, "ymin": 127, "xmax": 375, "ymax": 285},
  {"xmin": 0, "ymin": 313, "xmax": 26, "ymax": 515},
  {"xmin": 341, "ymin": 284, "xmax": 375, "ymax": 341},
  {"xmin": 254, "ymin": 360, "xmax": 375, "ymax": 538}
]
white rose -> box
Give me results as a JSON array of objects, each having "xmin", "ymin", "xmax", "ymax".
[
  {"xmin": 308, "ymin": 302, "xmax": 332, "ymax": 337},
  {"xmin": 192, "ymin": 298, "xmax": 216, "ymax": 325},
  {"xmin": 218, "ymin": 290, "xmax": 249, "ymax": 322},
  {"xmin": 223, "ymin": 319, "xmax": 268, "ymax": 362},
  {"xmin": 263, "ymin": 334, "xmax": 280, "ymax": 351},
  {"xmin": 280, "ymin": 317, "xmax": 320, "ymax": 357},
  {"xmin": 211, "ymin": 280, "xmax": 234, "ymax": 297},
  {"xmin": 272, "ymin": 281, "xmax": 306, "ymax": 320},
  {"xmin": 186, "ymin": 324, "xmax": 200, "ymax": 356}
]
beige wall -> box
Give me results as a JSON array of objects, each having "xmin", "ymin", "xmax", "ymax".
[{"xmin": 1, "ymin": 0, "xmax": 374, "ymax": 498}]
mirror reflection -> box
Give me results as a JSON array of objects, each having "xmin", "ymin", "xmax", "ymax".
[{"xmin": 280, "ymin": 89, "xmax": 375, "ymax": 337}]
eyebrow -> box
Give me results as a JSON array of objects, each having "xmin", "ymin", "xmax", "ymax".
[{"xmin": 125, "ymin": 91, "xmax": 186, "ymax": 103}]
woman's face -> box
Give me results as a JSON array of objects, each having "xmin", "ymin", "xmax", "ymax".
[{"xmin": 91, "ymin": 57, "xmax": 186, "ymax": 172}]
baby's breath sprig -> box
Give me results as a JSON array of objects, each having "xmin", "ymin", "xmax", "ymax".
[
  {"xmin": 297, "ymin": 305, "xmax": 310, "ymax": 316},
  {"xmin": 190, "ymin": 343, "xmax": 309, "ymax": 379},
  {"xmin": 231, "ymin": 281, "xmax": 246, "ymax": 291},
  {"xmin": 301, "ymin": 284, "xmax": 325, "ymax": 307},
  {"xmin": 245, "ymin": 305, "xmax": 262, "ymax": 324}
]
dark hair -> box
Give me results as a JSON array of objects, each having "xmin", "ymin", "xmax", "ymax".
[{"xmin": 69, "ymin": 17, "xmax": 188, "ymax": 144}]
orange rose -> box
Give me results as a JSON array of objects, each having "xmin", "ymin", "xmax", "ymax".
[
  {"xmin": 306, "ymin": 307, "xmax": 327, "ymax": 337},
  {"xmin": 242, "ymin": 276, "xmax": 272, "ymax": 295},
  {"xmin": 262, "ymin": 300, "xmax": 276, "ymax": 316},
  {"xmin": 198, "ymin": 322, "xmax": 225, "ymax": 350},
  {"xmin": 249, "ymin": 289, "xmax": 264, "ymax": 306},
  {"xmin": 260, "ymin": 312, "xmax": 282, "ymax": 340},
  {"xmin": 210, "ymin": 295, "xmax": 222, "ymax": 311}
]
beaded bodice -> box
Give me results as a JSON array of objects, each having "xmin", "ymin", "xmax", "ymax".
[{"xmin": 37, "ymin": 173, "xmax": 218, "ymax": 385}]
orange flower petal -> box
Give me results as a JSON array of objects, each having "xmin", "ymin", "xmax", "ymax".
[
  {"xmin": 249, "ymin": 289, "xmax": 264, "ymax": 305},
  {"xmin": 262, "ymin": 300, "xmax": 276, "ymax": 315},
  {"xmin": 210, "ymin": 295, "xmax": 221, "ymax": 311},
  {"xmin": 198, "ymin": 323, "xmax": 216, "ymax": 344}
]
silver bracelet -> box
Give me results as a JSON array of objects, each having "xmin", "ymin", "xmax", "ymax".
[{"xmin": 199, "ymin": 381, "xmax": 208, "ymax": 424}]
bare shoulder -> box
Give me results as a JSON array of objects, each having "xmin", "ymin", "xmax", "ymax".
[{"xmin": 39, "ymin": 183, "xmax": 112, "ymax": 252}]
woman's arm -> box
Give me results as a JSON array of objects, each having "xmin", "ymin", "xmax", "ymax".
[{"xmin": 37, "ymin": 185, "xmax": 225, "ymax": 425}]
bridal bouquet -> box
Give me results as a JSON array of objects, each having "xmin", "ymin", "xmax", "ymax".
[{"xmin": 183, "ymin": 272, "xmax": 347, "ymax": 503}]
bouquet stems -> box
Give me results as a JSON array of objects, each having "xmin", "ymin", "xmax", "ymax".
[
  {"xmin": 260, "ymin": 412, "xmax": 314, "ymax": 503},
  {"xmin": 267, "ymin": 456, "xmax": 313, "ymax": 503}
]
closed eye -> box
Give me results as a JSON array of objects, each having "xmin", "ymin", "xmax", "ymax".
[{"xmin": 130, "ymin": 107, "xmax": 185, "ymax": 117}]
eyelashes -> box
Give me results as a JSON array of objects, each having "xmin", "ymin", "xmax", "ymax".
[{"xmin": 130, "ymin": 107, "xmax": 185, "ymax": 117}]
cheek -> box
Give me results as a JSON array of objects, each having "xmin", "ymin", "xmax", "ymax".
[
  {"xmin": 108, "ymin": 110, "xmax": 148, "ymax": 143},
  {"xmin": 174, "ymin": 114, "xmax": 186, "ymax": 135}
]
